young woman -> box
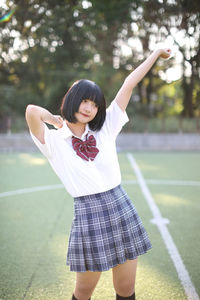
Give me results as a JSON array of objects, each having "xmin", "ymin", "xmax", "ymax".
[{"xmin": 25, "ymin": 48, "xmax": 171, "ymax": 300}]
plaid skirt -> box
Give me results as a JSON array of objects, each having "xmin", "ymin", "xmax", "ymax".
[{"xmin": 66, "ymin": 185, "xmax": 152, "ymax": 272}]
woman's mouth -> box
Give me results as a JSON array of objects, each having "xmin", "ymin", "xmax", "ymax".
[{"xmin": 80, "ymin": 113, "xmax": 90, "ymax": 117}]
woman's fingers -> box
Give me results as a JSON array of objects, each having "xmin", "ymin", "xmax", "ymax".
[
  {"xmin": 53, "ymin": 115, "xmax": 64, "ymax": 128},
  {"xmin": 160, "ymin": 48, "xmax": 172, "ymax": 59}
]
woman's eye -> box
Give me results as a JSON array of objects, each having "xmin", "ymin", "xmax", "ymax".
[
  {"xmin": 92, "ymin": 103, "xmax": 98, "ymax": 109},
  {"xmin": 82, "ymin": 99, "xmax": 98, "ymax": 109}
]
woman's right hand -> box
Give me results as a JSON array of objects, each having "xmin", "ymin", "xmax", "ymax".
[{"xmin": 52, "ymin": 115, "xmax": 64, "ymax": 129}]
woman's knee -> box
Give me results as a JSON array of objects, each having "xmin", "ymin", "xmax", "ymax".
[
  {"xmin": 74, "ymin": 284, "xmax": 93, "ymax": 299},
  {"xmin": 112, "ymin": 260, "xmax": 137, "ymax": 297},
  {"xmin": 114, "ymin": 278, "xmax": 135, "ymax": 297}
]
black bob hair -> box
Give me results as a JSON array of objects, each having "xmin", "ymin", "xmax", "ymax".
[{"xmin": 61, "ymin": 79, "xmax": 106, "ymax": 131}]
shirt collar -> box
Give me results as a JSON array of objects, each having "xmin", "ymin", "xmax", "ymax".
[{"xmin": 58, "ymin": 122, "xmax": 91, "ymax": 140}]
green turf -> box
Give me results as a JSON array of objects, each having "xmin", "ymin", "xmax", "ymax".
[{"xmin": 0, "ymin": 152, "xmax": 199, "ymax": 299}]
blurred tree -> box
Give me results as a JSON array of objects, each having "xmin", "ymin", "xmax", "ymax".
[
  {"xmin": 140, "ymin": 0, "xmax": 200, "ymax": 117},
  {"xmin": 0, "ymin": 0, "xmax": 200, "ymax": 132}
]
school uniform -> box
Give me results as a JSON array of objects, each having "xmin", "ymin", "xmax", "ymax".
[{"xmin": 30, "ymin": 100, "xmax": 152, "ymax": 272}]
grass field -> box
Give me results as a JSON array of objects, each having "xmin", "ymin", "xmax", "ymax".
[{"xmin": 0, "ymin": 152, "xmax": 200, "ymax": 300}]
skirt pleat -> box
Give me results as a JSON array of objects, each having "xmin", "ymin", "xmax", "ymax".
[{"xmin": 66, "ymin": 185, "xmax": 152, "ymax": 272}]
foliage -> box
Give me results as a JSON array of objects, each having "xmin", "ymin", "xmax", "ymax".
[{"xmin": 0, "ymin": 0, "xmax": 200, "ymax": 132}]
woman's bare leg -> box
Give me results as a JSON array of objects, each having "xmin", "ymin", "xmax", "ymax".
[
  {"xmin": 112, "ymin": 259, "xmax": 137, "ymax": 298},
  {"xmin": 73, "ymin": 271, "xmax": 101, "ymax": 300}
]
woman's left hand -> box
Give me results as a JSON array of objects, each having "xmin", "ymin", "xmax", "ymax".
[{"xmin": 159, "ymin": 48, "xmax": 172, "ymax": 59}]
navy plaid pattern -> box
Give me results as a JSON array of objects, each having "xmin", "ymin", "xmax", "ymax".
[{"xmin": 66, "ymin": 185, "xmax": 152, "ymax": 272}]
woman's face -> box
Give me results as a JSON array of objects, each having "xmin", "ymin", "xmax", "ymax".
[{"xmin": 75, "ymin": 99, "xmax": 98, "ymax": 124}]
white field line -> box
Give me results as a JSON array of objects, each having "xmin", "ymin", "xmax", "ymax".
[
  {"xmin": 0, "ymin": 179, "xmax": 200, "ymax": 199},
  {"xmin": 0, "ymin": 184, "xmax": 63, "ymax": 198},
  {"xmin": 127, "ymin": 153, "xmax": 199, "ymax": 300},
  {"xmin": 123, "ymin": 179, "xmax": 200, "ymax": 186},
  {"xmin": 142, "ymin": 179, "xmax": 200, "ymax": 186}
]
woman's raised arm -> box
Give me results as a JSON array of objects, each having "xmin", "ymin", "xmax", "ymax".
[
  {"xmin": 115, "ymin": 48, "xmax": 171, "ymax": 111},
  {"xmin": 25, "ymin": 105, "xmax": 63, "ymax": 144}
]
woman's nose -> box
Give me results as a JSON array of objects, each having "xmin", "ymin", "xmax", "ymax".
[{"xmin": 85, "ymin": 103, "xmax": 92, "ymax": 112}]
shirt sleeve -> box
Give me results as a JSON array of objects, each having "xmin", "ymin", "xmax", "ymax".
[
  {"xmin": 103, "ymin": 100, "xmax": 129, "ymax": 138},
  {"xmin": 30, "ymin": 124, "xmax": 55, "ymax": 159}
]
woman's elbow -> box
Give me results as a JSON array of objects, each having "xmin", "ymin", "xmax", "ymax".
[
  {"xmin": 25, "ymin": 104, "xmax": 36, "ymax": 117},
  {"xmin": 25, "ymin": 105, "xmax": 40, "ymax": 125}
]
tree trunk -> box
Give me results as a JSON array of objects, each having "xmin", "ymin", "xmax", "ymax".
[
  {"xmin": 138, "ymin": 81, "xmax": 145, "ymax": 104},
  {"xmin": 182, "ymin": 77, "xmax": 194, "ymax": 117},
  {"xmin": 146, "ymin": 71, "xmax": 153, "ymax": 105}
]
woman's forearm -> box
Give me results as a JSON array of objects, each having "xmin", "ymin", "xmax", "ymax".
[
  {"xmin": 124, "ymin": 49, "xmax": 162, "ymax": 91},
  {"xmin": 115, "ymin": 48, "xmax": 171, "ymax": 111},
  {"xmin": 26, "ymin": 105, "xmax": 57, "ymax": 126},
  {"xmin": 25, "ymin": 104, "xmax": 63, "ymax": 144}
]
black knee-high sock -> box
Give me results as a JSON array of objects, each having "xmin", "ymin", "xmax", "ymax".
[
  {"xmin": 116, "ymin": 292, "xmax": 135, "ymax": 300},
  {"xmin": 71, "ymin": 295, "xmax": 91, "ymax": 300}
]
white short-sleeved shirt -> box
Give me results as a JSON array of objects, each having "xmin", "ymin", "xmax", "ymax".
[{"xmin": 30, "ymin": 100, "xmax": 129, "ymax": 197}]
